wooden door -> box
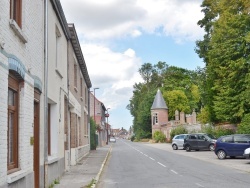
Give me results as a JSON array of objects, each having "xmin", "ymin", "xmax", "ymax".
[{"xmin": 34, "ymin": 91, "xmax": 40, "ymax": 188}]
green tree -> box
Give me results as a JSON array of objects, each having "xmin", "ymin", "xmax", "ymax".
[
  {"xmin": 237, "ymin": 114, "xmax": 250, "ymax": 134},
  {"xmin": 196, "ymin": 0, "xmax": 250, "ymax": 123},
  {"xmin": 163, "ymin": 90, "xmax": 190, "ymax": 119},
  {"xmin": 90, "ymin": 117, "xmax": 97, "ymax": 150}
]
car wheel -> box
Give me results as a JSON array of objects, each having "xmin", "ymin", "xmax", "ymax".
[
  {"xmin": 217, "ymin": 150, "xmax": 226, "ymax": 159},
  {"xmin": 185, "ymin": 145, "xmax": 191, "ymax": 152},
  {"xmin": 209, "ymin": 144, "xmax": 215, "ymax": 151},
  {"xmin": 172, "ymin": 144, "xmax": 178, "ymax": 150}
]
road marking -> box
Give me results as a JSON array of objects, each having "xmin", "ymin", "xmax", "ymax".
[
  {"xmin": 144, "ymin": 154, "xmax": 148, "ymax": 157},
  {"xmin": 195, "ymin": 183, "xmax": 205, "ymax": 187},
  {"xmin": 170, "ymin": 170, "xmax": 178, "ymax": 174},
  {"xmin": 149, "ymin": 157, "xmax": 155, "ymax": 161},
  {"xmin": 157, "ymin": 162, "xmax": 166, "ymax": 167}
]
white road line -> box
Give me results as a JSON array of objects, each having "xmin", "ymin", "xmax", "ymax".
[
  {"xmin": 157, "ymin": 162, "xmax": 166, "ymax": 167},
  {"xmin": 144, "ymin": 154, "xmax": 148, "ymax": 157},
  {"xmin": 170, "ymin": 170, "xmax": 178, "ymax": 174},
  {"xmin": 195, "ymin": 183, "xmax": 205, "ymax": 187},
  {"xmin": 149, "ymin": 157, "xmax": 155, "ymax": 161}
]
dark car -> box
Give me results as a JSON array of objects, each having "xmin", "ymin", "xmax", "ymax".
[
  {"xmin": 183, "ymin": 133, "xmax": 216, "ymax": 152},
  {"xmin": 214, "ymin": 134, "xmax": 250, "ymax": 159}
]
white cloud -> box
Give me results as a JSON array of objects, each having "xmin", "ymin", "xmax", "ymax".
[
  {"xmin": 61, "ymin": 0, "xmax": 204, "ymax": 42},
  {"xmin": 81, "ymin": 43, "xmax": 143, "ymax": 110}
]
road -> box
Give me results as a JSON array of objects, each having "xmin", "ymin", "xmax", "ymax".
[{"xmin": 97, "ymin": 139, "xmax": 250, "ymax": 188}]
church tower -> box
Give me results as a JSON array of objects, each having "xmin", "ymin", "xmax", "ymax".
[{"xmin": 151, "ymin": 89, "xmax": 168, "ymax": 135}]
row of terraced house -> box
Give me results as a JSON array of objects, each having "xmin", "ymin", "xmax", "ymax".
[{"xmin": 0, "ymin": 1, "xmax": 109, "ymax": 187}]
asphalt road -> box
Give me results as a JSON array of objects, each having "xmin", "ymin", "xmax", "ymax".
[{"xmin": 97, "ymin": 139, "xmax": 250, "ymax": 188}]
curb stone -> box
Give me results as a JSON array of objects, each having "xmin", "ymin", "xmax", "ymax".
[{"xmin": 91, "ymin": 145, "xmax": 112, "ymax": 188}]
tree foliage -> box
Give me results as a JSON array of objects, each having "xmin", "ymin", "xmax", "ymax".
[
  {"xmin": 196, "ymin": 0, "xmax": 250, "ymax": 123},
  {"xmin": 128, "ymin": 62, "xmax": 203, "ymax": 138}
]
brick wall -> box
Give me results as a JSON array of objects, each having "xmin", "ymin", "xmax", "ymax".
[
  {"xmin": 0, "ymin": 0, "xmax": 44, "ymax": 186},
  {"xmin": 0, "ymin": 56, "xmax": 8, "ymax": 186}
]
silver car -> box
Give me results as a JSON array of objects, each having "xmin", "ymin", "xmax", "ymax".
[{"xmin": 172, "ymin": 134, "xmax": 189, "ymax": 150}]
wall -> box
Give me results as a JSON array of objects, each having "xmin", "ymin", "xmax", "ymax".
[{"xmin": 0, "ymin": 0, "xmax": 44, "ymax": 187}]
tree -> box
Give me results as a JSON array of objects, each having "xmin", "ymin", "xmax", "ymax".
[
  {"xmin": 196, "ymin": 0, "xmax": 250, "ymax": 123},
  {"xmin": 90, "ymin": 117, "xmax": 97, "ymax": 150},
  {"xmin": 163, "ymin": 90, "xmax": 190, "ymax": 119}
]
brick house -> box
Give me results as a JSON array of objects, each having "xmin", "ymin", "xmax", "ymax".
[
  {"xmin": 89, "ymin": 93, "xmax": 108, "ymax": 147},
  {"xmin": 0, "ymin": 0, "xmax": 44, "ymax": 187},
  {"xmin": 151, "ymin": 89, "xmax": 198, "ymax": 141},
  {"xmin": 67, "ymin": 23, "xmax": 92, "ymax": 166}
]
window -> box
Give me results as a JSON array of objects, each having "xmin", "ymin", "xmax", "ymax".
[
  {"xmin": 74, "ymin": 64, "xmax": 77, "ymax": 87},
  {"xmin": 85, "ymin": 87, "xmax": 87, "ymax": 105},
  {"xmin": 221, "ymin": 136, "xmax": 233, "ymax": 143},
  {"xmin": 234, "ymin": 135, "xmax": 250, "ymax": 143},
  {"xmin": 153, "ymin": 113, "xmax": 158, "ymax": 124},
  {"xmin": 8, "ymin": 73, "xmax": 20, "ymax": 171},
  {"xmin": 10, "ymin": 0, "xmax": 22, "ymax": 28},
  {"xmin": 55, "ymin": 25, "xmax": 61, "ymax": 68},
  {"xmin": 48, "ymin": 104, "xmax": 51, "ymax": 155},
  {"xmin": 80, "ymin": 78, "xmax": 83, "ymax": 97}
]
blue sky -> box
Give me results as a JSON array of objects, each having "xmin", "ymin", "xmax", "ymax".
[{"xmin": 60, "ymin": 0, "xmax": 205, "ymax": 131}]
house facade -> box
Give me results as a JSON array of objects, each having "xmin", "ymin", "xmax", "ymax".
[
  {"xmin": 0, "ymin": 1, "xmax": 97, "ymax": 187},
  {"xmin": 0, "ymin": 0, "xmax": 44, "ymax": 187},
  {"xmin": 90, "ymin": 93, "xmax": 108, "ymax": 147},
  {"xmin": 67, "ymin": 23, "xmax": 92, "ymax": 166}
]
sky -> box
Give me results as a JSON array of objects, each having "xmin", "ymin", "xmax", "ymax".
[{"xmin": 60, "ymin": 0, "xmax": 205, "ymax": 131}]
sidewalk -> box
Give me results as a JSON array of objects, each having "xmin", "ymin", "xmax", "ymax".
[{"xmin": 54, "ymin": 145, "xmax": 111, "ymax": 188}]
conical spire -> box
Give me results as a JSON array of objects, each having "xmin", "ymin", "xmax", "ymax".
[{"xmin": 151, "ymin": 89, "xmax": 168, "ymax": 110}]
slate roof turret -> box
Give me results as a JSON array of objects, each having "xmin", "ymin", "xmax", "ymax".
[{"xmin": 151, "ymin": 89, "xmax": 168, "ymax": 110}]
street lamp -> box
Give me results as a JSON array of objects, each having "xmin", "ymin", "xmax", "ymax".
[
  {"xmin": 105, "ymin": 108, "xmax": 110, "ymax": 144},
  {"xmin": 93, "ymin": 87, "xmax": 99, "ymax": 123}
]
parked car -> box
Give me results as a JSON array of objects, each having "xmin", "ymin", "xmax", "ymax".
[
  {"xmin": 110, "ymin": 137, "xmax": 116, "ymax": 143},
  {"xmin": 214, "ymin": 134, "xmax": 250, "ymax": 159},
  {"xmin": 172, "ymin": 134, "xmax": 189, "ymax": 150},
  {"xmin": 184, "ymin": 133, "xmax": 216, "ymax": 152},
  {"xmin": 243, "ymin": 147, "xmax": 250, "ymax": 159}
]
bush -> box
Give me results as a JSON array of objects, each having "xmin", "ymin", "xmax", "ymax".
[
  {"xmin": 237, "ymin": 114, "xmax": 250, "ymax": 134},
  {"xmin": 214, "ymin": 126, "xmax": 235, "ymax": 138},
  {"xmin": 153, "ymin": 131, "xmax": 166, "ymax": 143},
  {"xmin": 130, "ymin": 135, "xmax": 135, "ymax": 142},
  {"xmin": 170, "ymin": 126, "xmax": 188, "ymax": 139},
  {"xmin": 201, "ymin": 124, "xmax": 235, "ymax": 138}
]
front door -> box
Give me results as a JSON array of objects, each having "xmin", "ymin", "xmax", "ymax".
[{"xmin": 34, "ymin": 91, "xmax": 40, "ymax": 188}]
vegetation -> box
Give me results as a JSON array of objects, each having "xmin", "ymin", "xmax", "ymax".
[
  {"xmin": 84, "ymin": 179, "xmax": 96, "ymax": 188},
  {"xmin": 90, "ymin": 117, "xmax": 97, "ymax": 150},
  {"xmin": 153, "ymin": 131, "xmax": 166, "ymax": 143},
  {"xmin": 170, "ymin": 126, "xmax": 188, "ymax": 139},
  {"xmin": 237, "ymin": 114, "xmax": 250, "ymax": 134},
  {"xmin": 127, "ymin": 0, "xmax": 250, "ymax": 138}
]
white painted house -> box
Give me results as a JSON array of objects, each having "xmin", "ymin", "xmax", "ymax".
[{"xmin": 46, "ymin": 0, "xmax": 70, "ymax": 185}]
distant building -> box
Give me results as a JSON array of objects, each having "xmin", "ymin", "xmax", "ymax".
[{"xmin": 151, "ymin": 89, "xmax": 198, "ymax": 141}]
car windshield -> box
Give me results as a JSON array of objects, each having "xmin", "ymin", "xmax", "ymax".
[{"xmin": 206, "ymin": 134, "xmax": 216, "ymax": 139}]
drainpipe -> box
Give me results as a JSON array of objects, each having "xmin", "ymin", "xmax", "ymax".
[
  {"xmin": 67, "ymin": 40, "xmax": 71, "ymax": 167},
  {"xmin": 88, "ymin": 89, "xmax": 90, "ymax": 147},
  {"xmin": 44, "ymin": 0, "xmax": 49, "ymax": 187}
]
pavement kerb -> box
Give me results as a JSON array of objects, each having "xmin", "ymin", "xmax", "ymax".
[{"xmin": 91, "ymin": 145, "xmax": 113, "ymax": 188}]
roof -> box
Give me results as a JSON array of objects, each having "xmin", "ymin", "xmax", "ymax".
[
  {"xmin": 151, "ymin": 89, "xmax": 168, "ymax": 110},
  {"xmin": 68, "ymin": 24, "xmax": 92, "ymax": 88}
]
